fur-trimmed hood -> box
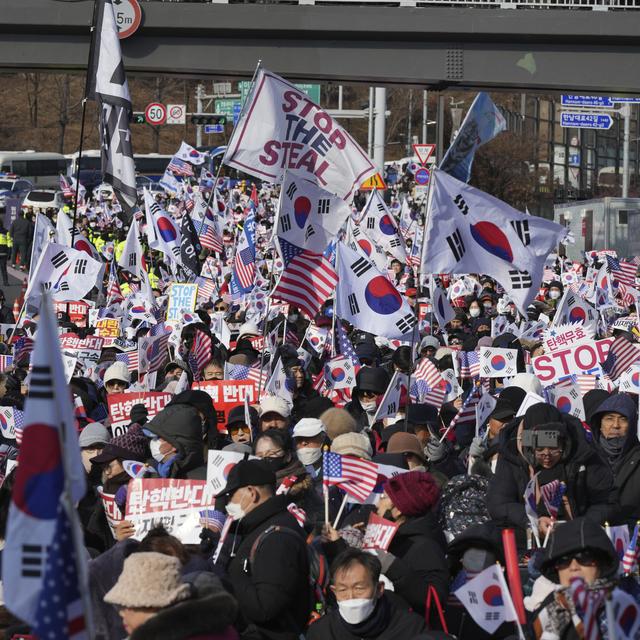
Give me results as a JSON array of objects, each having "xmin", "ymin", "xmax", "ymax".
[{"xmin": 129, "ymin": 590, "xmax": 238, "ymax": 640}]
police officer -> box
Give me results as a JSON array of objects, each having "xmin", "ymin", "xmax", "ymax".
[{"xmin": 0, "ymin": 221, "xmax": 11, "ymax": 285}]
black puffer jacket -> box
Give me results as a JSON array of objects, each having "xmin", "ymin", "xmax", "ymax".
[
  {"xmin": 487, "ymin": 404, "xmax": 615, "ymax": 534},
  {"xmin": 589, "ymin": 393, "xmax": 640, "ymax": 525},
  {"xmin": 224, "ymin": 494, "xmax": 310, "ymax": 640},
  {"xmin": 145, "ymin": 404, "xmax": 207, "ymax": 479}
]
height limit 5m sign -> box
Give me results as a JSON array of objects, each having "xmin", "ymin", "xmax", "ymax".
[{"xmin": 115, "ymin": 0, "xmax": 142, "ymax": 40}]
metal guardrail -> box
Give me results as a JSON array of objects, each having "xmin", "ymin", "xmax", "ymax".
[{"xmin": 141, "ymin": 0, "xmax": 640, "ymax": 8}]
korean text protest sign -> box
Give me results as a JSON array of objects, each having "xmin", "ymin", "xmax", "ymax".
[
  {"xmin": 98, "ymin": 486, "xmax": 124, "ymax": 538},
  {"xmin": 193, "ymin": 380, "xmax": 256, "ymax": 427},
  {"xmin": 59, "ymin": 333, "xmax": 105, "ymax": 362},
  {"xmin": 107, "ymin": 391, "xmax": 173, "ymax": 437},
  {"xmin": 126, "ymin": 478, "xmax": 215, "ymax": 544},
  {"xmin": 362, "ymin": 513, "xmax": 400, "ymax": 551},
  {"xmin": 54, "ymin": 300, "xmax": 92, "ymax": 327}
]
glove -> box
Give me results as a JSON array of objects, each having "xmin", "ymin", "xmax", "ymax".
[
  {"xmin": 375, "ymin": 549, "xmax": 396, "ymax": 574},
  {"xmin": 424, "ymin": 438, "xmax": 447, "ymax": 463},
  {"xmin": 199, "ymin": 527, "xmax": 220, "ymax": 554},
  {"xmin": 468, "ymin": 436, "xmax": 487, "ymax": 459}
]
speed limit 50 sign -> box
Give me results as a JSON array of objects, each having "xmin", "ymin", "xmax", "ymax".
[{"xmin": 144, "ymin": 102, "xmax": 167, "ymax": 126}]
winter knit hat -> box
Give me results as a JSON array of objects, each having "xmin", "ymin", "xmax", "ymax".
[
  {"xmin": 104, "ymin": 361, "xmax": 131, "ymax": 385},
  {"xmin": 104, "ymin": 552, "xmax": 191, "ymax": 608},
  {"xmin": 90, "ymin": 424, "xmax": 150, "ymax": 464},
  {"xmin": 320, "ymin": 408, "xmax": 357, "ymax": 441},
  {"xmin": 384, "ymin": 470, "xmax": 440, "ymax": 517},
  {"xmin": 78, "ymin": 422, "xmax": 111, "ymax": 449},
  {"xmin": 331, "ymin": 432, "xmax": 373, "ymax": 460}
]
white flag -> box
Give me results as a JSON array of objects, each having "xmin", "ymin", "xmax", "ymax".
[
  {"xmin": 3, "ymin": 294, "xmax": 87, "ymax": 626},
  {"xmin": 263, "ymin": 358, "xmax": 294, "ymax": 404},
  {"xmin": 453, "ymin": 565, "xmax": 516, "ymax": 634},
  {"xmin": 174, "ymin": 141, "xmax": 205, "ymax": 165},
  {"xmin": 336, "ymin": 242, "xmax": 417, "ymax": 341},
  {"xmin": 373, "ymin": 371, "xmax": 406, "ymax": 423},
  {"xmin": 118, "ymin": 218, "xmax": 147, "ymax": 278},
  {"xmin": 277, "ymin": 173, "xmax": 351, "ymax": 255},
  {"xmin": 29, "ymin": 212, "xmax": 56, "ymax": 281},
  {"xmin": 223, "ymin": 68, "xmax": 376, "ymax": 201},
  {"xmin": 360, "ymin": 190, "xmax": 406, "ymax": 262},
  {"xmin": 479, "ymin": 347, "xmax": 518, "ymax": 378},
  {"xmin": 26, "ymin": 243, "xmax": 103, "ymax": 307},
  {"xmin": 421, "ymin": 169, "xmax": 567, "ymax": 313}
]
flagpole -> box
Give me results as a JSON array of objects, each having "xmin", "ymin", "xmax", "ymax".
[
  {"xmin": 496, "ymin": 563, "xmax": 527, "ymax": 640},
  {"xmin": 71, "ymin": 0, "xmax": 100, "ymax": 249},
  {"xmin": 331, "ymin": 244, "xmax": 340, "ymax": 357},
  {"xmin": 197, "ymin": 59, "xmax": 263, "ymax": 239}
]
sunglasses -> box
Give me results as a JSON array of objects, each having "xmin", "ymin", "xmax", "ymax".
[
  {"xmin": 214, "ymin": 306, "xmax": 226, "ymax": 311},
  {"xmin": 554, "ymin": 550, "xmax": 598, "ymax": 570}
]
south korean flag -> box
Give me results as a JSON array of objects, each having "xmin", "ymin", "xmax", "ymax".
[
  {"xmin": 479, "ymin": 347, "xmax": 518, "ymax": 378},
  {"xmin": 324, "ymin": 356, "xmax": 356, "ymax": 391},
  {"xmin": 336, "ymin": 242, "xmax": 417, "ymax": 341},
  {"xmin": 373, "ymin": 371, "xmax": 407, "ymax": 423},
  {"xmin": 548, "ymin": 382, "xmax": 586, "ymax": 420}
]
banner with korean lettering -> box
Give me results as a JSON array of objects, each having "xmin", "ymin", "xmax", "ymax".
[
  {"xmin": 192, "ymin": 380, "xmax": 256, "ymax": 428},
  {"xmin": 95, "ymin": 318, "xmax": 121, "ymax": 344},
  {"xmin": 166, "ymin": 283, "xmax": 198, "ymax": 322},
  {"xmin": 54, "ymin": 300, "xmax": 92, "ymax": 327},
  {"xmin": 223, "ymin": 69, "xmax": 376, "ymax": 201},
  {"xmin": 97, "ymin": 486, "xmax": 124, "ymax": 538},
  {"xmin": 59, "ymin": 333, "xmax": 105, "ymax": 362},
  {"xmin": 125, "ymin": 478, "xmax": 215, "ymax": 544},
  {"xmin": 362, "ymin": 513, "xmax": 400, "ymax": 551},
  {"xmin": 107, "ymin": 391, "xmax": 173, "ymax": 437}
]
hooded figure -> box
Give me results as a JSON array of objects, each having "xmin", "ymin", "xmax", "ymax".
[
  {"xmin": 486, "ymin": 403, "xmax": 615, "ymax": 546},
  {"xmin": 344, "ymin": 367, "xmax": 390, "ymax": 437},
  {"xmin": 144, "ymin": 403, "xmax": 208, "ymax": 480},
  {"xmin": 589, "ymin": 393, "xmax": 640, "ymax": 524},
  {"xmin": 167, "ymin": 389, "xmax": 222, "ymax": 450}
]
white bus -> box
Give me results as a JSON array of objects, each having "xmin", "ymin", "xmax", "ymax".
[
  {"xmin": 0, "ymin": 151, "xmax": 68, "ymax": 187},
  {"xmin": 67, "ymin": 150, "xmax": 172, "ymax": 180}
]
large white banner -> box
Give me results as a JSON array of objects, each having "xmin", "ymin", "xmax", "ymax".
[{"xmin": 224, "ymin": 69, "xmax": 376, "ymax": 201}]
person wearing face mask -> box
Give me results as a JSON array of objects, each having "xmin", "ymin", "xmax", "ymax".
[
  {"xmin": 533, "ymin": 518, "xmax": 622, "ymax": 640},
  {"xmin": 487, "ymin": 405, "xmax": 615, "ymax": 548},
  {"xmin": 88, "ymin": 425, "xmax": 150, "ymax": 550},
  {"xmin": 546, "ymin": 280, "xmax": 564, "ymax": 308},
  {"xmin": 344, "ymin": 367, "xmax": 390, "ymax": 436},
  {"xmin": 143, "ymin": 401, "xmax": 209, "ymax": 480},
  {"xmin": 478, "ymin": 290, "xmax": 496, "ymax": 315},
  {"xmin": 589, "ymin": 394, "xmax": 640, "ymax": 525},
  {"xmin": 218, "ymin": 459, "xmax": 311, "ymax": 640},
  {"xmin": 446, "ymin": 523, "xmax": 515, "ymax": 639},
  {"xmin": 466, "ymin": 298, "xmax": 483, "ymax": 320},
  {"xmin": 306, "ymin": 548, "xmax": 426, "ymax": 640}
]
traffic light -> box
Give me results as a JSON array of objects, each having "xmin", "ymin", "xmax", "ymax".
[
  {"xmin": 131, "ymin": 113, "xmax": 146, "ymax": 124},
  {"xmin": 190, "ymin": 113, "xmax": 226, "ymax": 125}
]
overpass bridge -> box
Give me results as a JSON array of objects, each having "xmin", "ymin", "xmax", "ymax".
[{"xmin": 2, "ymin": 0, "xmax": 640, "ymax": 93}]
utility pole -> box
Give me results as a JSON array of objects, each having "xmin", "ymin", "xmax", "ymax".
[
  {"xmin": 436, "ymin": 94, "xmax": 445, "ymax": 165},
  {"xmin": 367, "ymin": 87, "xmax": 375, "ymax": 158},
  {"xmin": 373, "ymin": 87, "xmax": 386, "ymax": 171},
  {"xmin": 422, "ymin": 89, "xmax": 428, "ymax": 144},
  {"xmin": 196, "ymin": 83, "xmax": 204, "ymax": 147},
  {"xmin": 407, "ymin": 89, "xmax": 413, "ymax": 157},
  {"xmin": 622, "ymin": 103, "xmax": 631, "ymax": 198}
]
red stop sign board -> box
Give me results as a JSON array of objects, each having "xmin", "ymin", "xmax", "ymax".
[
  {"xmin": 144, "ymin": 102, "xmax": 167, "ymax": 126},
  {"xmin": 116, "ymin": 0, "xmax": 143, "ymax": 40}
]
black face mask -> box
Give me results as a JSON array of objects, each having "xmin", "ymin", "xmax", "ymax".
[
  {"xmin": 383, "ymin": 509, "xmax": 395, "ymax": 522},
  {"xmin": 262, "ymin": 456, "xmax": 287, "ymax": 472}
]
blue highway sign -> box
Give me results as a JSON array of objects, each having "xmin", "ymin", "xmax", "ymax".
[{"xmin": 560, "ymin": 112, "xmax": 613, "ymax": 130}]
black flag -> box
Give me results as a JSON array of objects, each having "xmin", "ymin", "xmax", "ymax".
[{"xmin": 180, "ymin": 212, "xmax": 202, "ymax": 277}]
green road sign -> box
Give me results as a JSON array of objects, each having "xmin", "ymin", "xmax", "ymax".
[{"xmin": 238, "ymin": 81, "xmax": 321, "ymax": 104}]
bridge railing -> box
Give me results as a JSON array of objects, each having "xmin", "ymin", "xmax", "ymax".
[{"xmin": 141, "ymin": 0, "xmax": 640, "ymax": 9}]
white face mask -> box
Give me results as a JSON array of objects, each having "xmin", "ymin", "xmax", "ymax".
[
  {"xmin": 338, "ymin": 598, "xmax": 377, "ymax": 625},
  {"xmin": 288, "ymin": 314, "xmax": 299, "ymax": 322},
  {"xmin": 360, "ymin": 400, "xmax": 377, "ymax": 413},
  {"xmin": 549, "ymin": 290, "xmax": 561, "ymax": 300},
  {"xmin": 462, "ymin": 548, "xmax": 495, "ymax": 573},
  {"xmin": 297, "ymin": 447, "xmax": 322, "ymax": 466},
  {"xmin": 149, "ymin": 438, "xmax": 166, "ymax": 463},
  {"xmin": 469, "ymin": 308, "xmax": 481, "ymax": 318},
  {"xmin": 225, "ymin": 501, "xmax": 246, "ymax": 521}
]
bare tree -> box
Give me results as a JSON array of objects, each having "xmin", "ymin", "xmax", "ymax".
[
  {"xmin": 23, "ymin": 73, "xmax": 40, "ymax": 127},
  {"xmin": 55, "ymin": 75, "xmax": 71, "ymax": 153}
]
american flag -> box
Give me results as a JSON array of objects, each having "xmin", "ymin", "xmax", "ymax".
[
  {"xmin": 568, "ymin": 578, "xmax": 605, "ymax": 640},
  {"xmin": 286, "ymin": 502, "xmax": 307, "ymax": 528},
  {"xmin": 188, "ymin": 329, "xmax": 213, "ymax": 379},
  {"xmin": 11, "ymin": 408, "xmax": 25, "ymax": 447},
  {"xmin": 106, "ymin": 261, "xmax": 123, "ymax": 303},
  {"xmin": 449, "ymin": 386, "xmax": 481, "ymax": 430},
  {"xmin": 224, "ymin": 362, "xmax": 265, "ymax": 387},
  {"xmin": 540, "ymin": 479, "xmax": 566, "ymax": 520},
  {"xmin": 272, "ymin": 238, "xmax": 338, "ymax": 320},
  {"xmin": 336, "ymin": 322, "xmax": 360, "ymax": 367},
  {"xmin": 233, "ymin": 212, "xmax": 256, "ymax": 291},
  {"xmin": 13, "ymin": 336, "xmax": 34, "ymax": 363},
  {"xmin": 457, "ymin": 350, "xmax": 481, "ymax": 378},
  {"xmin": 167, "ymin": 156, "xmax": 194, "ymax": 177},
  {"xmin": 116, "ymin": 350, "xmax": 139, "ymax": 374},
  {"xmin": 543, "ymin": 267, "xmax": 557, "ymax": 283},
  {"xmin": 617, "ymin": 282, "xmax": 639, "ymax": 308},
  {"xmin": 32, "ymin": 503, "xmax": 88, "ymax": 640},
  {"xmin": 602, "ymin": 335, "xmax": 640, "ymax": 380},
  {"xmin": 410, "ymin": 357, "xmax": 446, "ymax": 407},
  {"xmin": 140, "ymin": 329, "xmax": 171, "ymax": 374},
  {"xmin": 322, "ymin": 451, "xmax": 379, "ymax": 503},
  {"xmin": 622, "ymin": 523, "xmax": 639, "ymax": 574},
  {"xmin": 285, "ymin": 329, "xmax": 300, "ymax": 348},
  {"xmin": 198, "ymin": 222, "xmax": 223, "ymax": 253},
  {"xmin": 606, "ymin": 255, "xmax": 638, "ymax": 287},
  {"xmin": 195, "ymin": 276, "xmax": 217, "ymax": 303}
]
